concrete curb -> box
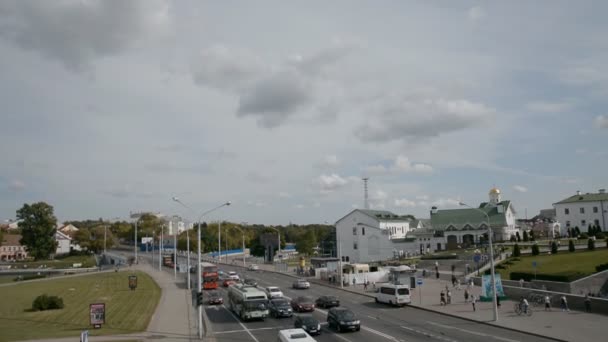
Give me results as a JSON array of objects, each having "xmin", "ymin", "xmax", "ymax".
[{"xmin": 227, "ymin": 263, "xmax": 568, "ymax": 342}]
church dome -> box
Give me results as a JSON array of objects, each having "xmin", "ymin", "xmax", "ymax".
[{"xmin": 489, "ymin": 187, "xmax": 501, "ymax": 195}]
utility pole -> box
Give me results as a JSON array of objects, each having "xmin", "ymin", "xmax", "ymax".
[
  {"xmin": 159, "ymin": 224, "xmax": 163, "ymax": 271},
  {"xmin": 104, "ymin": 225, "xmax": 107, "ymax": 255},
  {"xmin": 134, "ymin": 220, "xmax": 138, "ymax": 264},
  {"xmin": 218, "ymin": 220, "xmax": 221, "ymax": 263},
  {"xmin": 174, "ymin": 228, "xmax": 177, "ymax": 279}
]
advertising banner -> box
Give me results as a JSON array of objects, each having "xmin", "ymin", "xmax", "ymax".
[
  {"xmin": 89, "ymin": 303, "xmax": 105, "ymax": 327},
  {"xmin": 481, "ymin": 274, "xmax": 505, "ymax": 300},
  {"xmin": 129, "ymin": 275, "xmax": 138, "ymax": 290}
]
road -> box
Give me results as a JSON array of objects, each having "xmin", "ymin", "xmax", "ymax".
[{"xmin": 204, "ymin": 264, "xmax": 559, "ymax": 342}]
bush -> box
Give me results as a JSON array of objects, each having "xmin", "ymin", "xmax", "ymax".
[
  {"xmin": 579, "ymin": 233, "xmax": 589, "ymax": 240},
  {"xmin": 568, "ymin": 239, "xmax": 575, "ymax": 252},
  {"xmin": 596, "ymin": 232, "xmax": 606, "ymax": 239},
  {"xmin": 420, "ymin": 254, "xmax": 458, "ymax": 260},
  {"xmin": 512, "ymin": 243, "xmax": 521, "ymax": 257},
  {"xmin": 531, "ymin": 243, "xmax": 540, "ymax": 256},
  {"xmin": 588, "ymin": 238, "xmax": 595, "ymax": 251},
  {"xmin": 523, "ymin": 231, "xmax": 529, "ymax": 242},
  {"xmin": 509, "ymin": 271, "xmax": 585, "ymax": 282},
  {"xmin": 596, "ymin": 263, "xmax": 608, "ymax": 272},
  {"xmin": 32, "ymin": 294, "xmax": 64, "ymax": 311},
  {"xmin": 14, "ymin": 274, "xmax": 46, "ymax": 282},
  {"xmin": 551, "ymin": 241, "xmax": 558, "ymax": 254},
  {"xmin": 510, "ymin": 235, "xmax": 516, "ymax": 242}
]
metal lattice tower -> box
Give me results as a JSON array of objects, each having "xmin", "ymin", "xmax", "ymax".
[{"xmin": 362, "ymin": 177, "xmax": 369, "ymax": 209}]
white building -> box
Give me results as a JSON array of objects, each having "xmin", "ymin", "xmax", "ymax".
[
  {"xmin": 554, "ymin": 189, "xmax": 608, "ymax": 232},
  {"xmin": 166, "ymin": 218, "xmax": 192, "ymax": 235},
  {"xmin": 55, "ymin": 230, "xmax": 72, "ymax": 255},
  {"xmin": 335, "ymin": 209, "xmax": 436, "ymax": 264}
]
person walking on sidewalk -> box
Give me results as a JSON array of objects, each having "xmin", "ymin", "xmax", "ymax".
[
  {"xmin": 471, "ymin": 295, "xmax": 476, "ymax": 311},
  {"xmin": 496, "ymin": 294, "xmax": 501, "ymax": 308},
  {"xmin": 440, "ymin": 291, "xmax": 446, "ymax": 306},
  {"xmin": 560, "ymin": 296, "xmax": 569, "ymax": 312},
  {"xmin": 364, "ymin": 281, "xmax": 368, "ymax": 292},
  {"xmin": 447, "ymin": 290, "xmax": 452, "ymax": 304},
  {"xmin": 544, "ymin": 295, "xmax": 551, "ymax": 311},
  {"xmin": 584, "ymin": 295, "xmax": 591, "ymax": 312},
  {"xmin": 464, "ymin": 289, "xmax": 469, "ymax": 303}
]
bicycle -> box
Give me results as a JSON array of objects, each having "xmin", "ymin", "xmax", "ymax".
[
  {"xmin": 514, "ymin": 303, "xmax": 533, "ymax": 316},
  {"xmin": 527, "ymin": 293, "xmax": 546, "ymax": 307}
]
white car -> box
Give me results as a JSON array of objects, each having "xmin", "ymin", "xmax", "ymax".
[
  {"xmin": 293, "ymin": 279, "xmax": 310, "ymax": 289},
  {"xmin": 248, "ymin": 264, "xmax": 260, "ymax": 271},
  {"xmin": 265, "ymin": 286, "xmax": 284, "ymax": 299},
  {"xmin": 228, "ymin": 271, "xmax": 240, "ymax": 281}
]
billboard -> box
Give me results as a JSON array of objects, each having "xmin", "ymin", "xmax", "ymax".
[
  {"xmin": 89, "ymin": 303, "xmax": 105, "ymax": 327},
  {"xmin": 481, "ymin": 274, "xmax": 505, "ymax": 300}
]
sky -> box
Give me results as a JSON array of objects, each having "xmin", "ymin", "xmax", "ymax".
[{"xmin": 1, "ymin": 0, "xmax": 607, "ymax": 225}]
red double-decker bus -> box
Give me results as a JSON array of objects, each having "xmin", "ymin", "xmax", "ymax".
[{"xmin": 201, "ymin": 262, "xmax": 219, "ymax": 290}]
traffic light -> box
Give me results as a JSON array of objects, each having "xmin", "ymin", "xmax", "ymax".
[{"xmin": 196, "ymin": 291, "xmax": 203, "ymax": 306}]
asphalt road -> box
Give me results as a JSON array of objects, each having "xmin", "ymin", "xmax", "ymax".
[{"xmin": 205, "ymin": 264, "xmax": 558, "ymax": 342}]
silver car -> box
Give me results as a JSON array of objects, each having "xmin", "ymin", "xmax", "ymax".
[{"xmin": 293, "ymin": 279, "xmax": 310, "ymax": 289}]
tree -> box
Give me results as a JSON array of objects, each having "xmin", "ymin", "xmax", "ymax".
[
  {"xmin": 588, "ymin": 224, "xmax": 594, "ymax": 236},
  {"xmin": 529, "ymin": 230, "xmax": 535, "ymax": 241},
  {"xmin": 566, "ymin": 228, "xmax": 571, "ymax": 238},
  {"xmin": 17, "ymin": 202, "xmax": 58, "ymax": 260},
  {"xmin": 588, "ymin": 238, "xmax": 595, "ymax": 251},
  {"xmin": 512, "ymin": 243, "xmax": 521, "ymax": 257},
  {"xmin": 531, "ymin": 243, "xmax": 540, "ymax": 256},
  {"xmin": 516, "ymin": 231, "xmax": 521, "ymax": 242},
  {"xmin": 551, "ymin": 241, "xmax": 558, "ymax": 254},
  {"xmin": 110, "ymin": 221, "xmax": 133, "ymax": 241},
  {"xmin": 295, "ymin": 230, "xmax": 315, "ymax": 256},
  {"xmin": 568, "ymin": 239, "xmax": 575, "ymax": 252},
  {"xmin": 73, "ymin": 226, "xmax": 115, "ymax": 253},
  {"xmin": 575, "ymin": 226, "xmax": 581, "ymax": 236},
  {"xmin": 523, "ymin": 230, "xmax": 529, "ymax": 242},
  {"xmin": 509, "ymin": 235, "xmax": 516, "ymax": 242}
]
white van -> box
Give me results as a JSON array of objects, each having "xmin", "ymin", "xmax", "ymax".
[
  {"xmin": 375, "ymin": 283, "xmax": 411, "ymax": 306},
  {"xmin": 278, "ymin": 329, "xmax": 316, "ymax": 342}
]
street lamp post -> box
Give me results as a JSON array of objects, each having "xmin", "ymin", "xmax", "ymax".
[
  {"xmin": 104, "ymin": 225, "xmax": 107, "ymax": 255},
  {"xmin": 460, "ymin": 201, "xmax": 499, "ymax": 322},
  {"xmin": 159, "ymin": 224, "xmax": 163, "ymax": 271},
  {"xmin": 172, "ymin": 197, "xmax": 231, "ymax": 340},
  {"xmin": 268, "ymin": 227, "xmax": 281, "ymax": 262},
  {"xmin": 230, "ymin": 225, "xmax": 246, "ymax": 267}
]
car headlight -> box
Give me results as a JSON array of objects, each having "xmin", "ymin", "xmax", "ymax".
[
  {"xmin": 287, "ymin": 308, "xmax": 292, "ymax": 312},
  {"xmin": 317, "ymin": 324, "xmax": 321, "ymax": 329},
  {"xmin": 354, "ymin": 320, "xmax": 360, "ymax": 324}
]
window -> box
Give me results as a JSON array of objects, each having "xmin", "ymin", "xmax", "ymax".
[
  {"xmin": 362, "ymin": 227, "xmax": 365, "ymax": 235},
  {"xmin": 352, "ymin": 227, "xmax": 357, "ymax": 235},
  {"xmin": 565, "ymin": 208, "xmax": 569, "ymax": 215},
  {"xmin": 566, "ymin": 221, "xmax": 571, "ymax": 227},
  {"xmin": 380, "ymin": 287, "xmax": 396, "ymax": 295},
  {"xmin": 593, "ymin": 207, "xmax": 599, "ymax": 213},
  {"xmin": 581, "ymin": 220, "xmax": 586, "ymax": 226},
  {"xmin": 595, "ymin": 219, "xmax": 600, "ymax": 226},
  {"xmin": 580, "ymin": 207, "xmax": 585, "ymax": 214},
  {"xmin": 353, "ymin": 242, "xmax": 358, "ymax": 250}
]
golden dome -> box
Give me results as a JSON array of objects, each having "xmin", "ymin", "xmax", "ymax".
[{"xmin": 489, "ymin": 187, "xmax": 501, "ymax": 195}]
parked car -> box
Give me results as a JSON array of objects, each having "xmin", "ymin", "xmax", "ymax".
[
  {"xmin": 207, "ymin": 291, "xmax": 223, "ymax": 305},
  {"xmin": 327, "ymin": 307, "xmax": 360, "ymax": 332},
  {"xmin": 248, "ymin": 264, "xmax": 260, "ymax": 271},
  {"xmin": 265, "ymin": 286, "xmax": 284, "ymax": 299},
  {"xmin": 294, "ymin": 315, "xmax": 321, "ymax": 335},
  {"xmin": 268, "ymin": 298, "xmax": 293, "ymax": 318},
  {"xmin": 223, "ymin": 278, "xmax": 237, "ymax": 287},
  {"xmin": 291, "ymin": 296, "xmax": 315, "ymax": 312},
  {"xmin": 278, "ymin": 329, "xmax": 316, "ymax": 342},
  {"xmin": 375, "ymin": 283, "xmax": 411, "ymax": 306},
  {"xmin": 315, "ymin": 295, "xmax": 340, "ymax": 308},
  {"xmin": 292, "ymin": 279, "xmax": 310, "ymax": 289},
  {"xmin": 244, "ymin": 278, "xmax": 258, "ymax": 287}
]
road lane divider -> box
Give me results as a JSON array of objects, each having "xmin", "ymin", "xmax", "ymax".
[
  {"xmin": 427, "ymin": 322, "xmax": 520, "ymax": 342},
  {"xmin": 401, "ymin": 325, "xmax": 458, "ymax": 342}
]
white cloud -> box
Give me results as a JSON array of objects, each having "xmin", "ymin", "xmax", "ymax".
[
  {"xmin": 369, "ymin": 190, "xmax": 388, "ymax": 209},
  {"xmin": 323, "ymin": 155, "xmax": 339, "ymax": 167},
  {"xmin": 363, "ymin": 164, "xmax": 388, "ymax": 175},
  {"xmin": 192, "ymin": 45, "xmax": 265, "ymax": 91},
  {"xmin": 394, "ymin": 198, "xmax": 416, "ymax": 208},
  {"xmin": 513, "ymin": 185, "xmax": 528, "ymax": 193},
  {"xmin": 526, "ymin": 101, "xmax": 571, "ymax": 113},
  {"xmin": 356, "ymin": 97, "xmax": 495, "ymax": 143},
  {"xmin": 315, "ymin": 173, "xmax": 351, "ymax": 193},
  {"xmin": 365, "ymin": 155, "xmax": 433, "ymax": 175},
  {"xmin": 595, "ymin": 115, "xmax": 608, "ymax": 129},
  {"xmin": 468, "ymin": 6, "xmax": 486, "ymax": 21},
  {"xmin": 278, "ymin": 192, "xmax": 291, "ymax": 198},
  {"xmin": 294, "ymin": 204, "xmax": 305, "ymax": 209},
  {"xmin": 8, "ymin": 179, "xmax": 26, "ymax": 192},
  {"xmin": 0, "ymin": 0, "xmax": 171, "ymax": 70},
  {"xmin": 432, "ymin": 198, "xmax": 461, "ymax": 208}
]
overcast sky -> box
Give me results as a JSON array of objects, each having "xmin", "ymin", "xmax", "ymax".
[{"xmin": 1, "ymin": 1, "xmax": 607, "ymax": 225}]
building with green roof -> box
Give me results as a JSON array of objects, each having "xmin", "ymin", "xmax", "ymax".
[{"xmin": 554, "ymin": 189, "xmax": 607, "ymax": 233}]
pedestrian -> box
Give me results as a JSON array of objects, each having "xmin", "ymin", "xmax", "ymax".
[
  {"xmin": 519, "ymin": 278, "xmax": 524, "ymax": 288},
  {"xmin": 471, "ymin": 295, "xmax": 476, "ymax": 311},
  {"xmin": 451, "ymin": 274, "xmax": 457, "ymax": 287},
  {"xmin": 373, "ymin": 282, "xmax": 376, "ymax": 291},
  {"xmin": 560, "ymin": 296, "xmax": 569, "ymax": 312},
  {"xmin": 440, "ymin": 291, "xmax": 446, "ymax": 306},
  {"xmin": 464, "ymin": 289, "xmax": 469, "ymax": 303},
  {"xmin": 422, "ymin": 269, "xmax": 427, "ymax": 277},
  {"xmin": 435, "ymin": 266, "xmax": 440, "ymax": 279},
  {"xmin": 447, "ymin": 290, "xmax": 452, "ymax": 304},
  {"xmin": 364, "ymin": 282, "xmax": 368, "ymax": 292},
  {"xmin": 544, "ymin": 295, "xmax": 551, "ymax": 311},
  {"xmin": 456, "ymin": 279, "xmax": 461, "ymax": 290},
  {"xmin": 352, "ymin": 278, "xmax": 356, "ymax": 286},
  {"xmin": 496, "ymin": 294, "xmax": 501, "ymax": 308},
  {"xmin": 584, "ymin": 295, "xmax": 591, "ymax": 312}
]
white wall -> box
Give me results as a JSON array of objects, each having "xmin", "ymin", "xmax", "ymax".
[
  {"xmin": 56, "ymin": 239, "xmax": 70, "ymax": 255},
  {"xmin": 555, "ymin": 201, "xmax": 607, "ymax": 232}
]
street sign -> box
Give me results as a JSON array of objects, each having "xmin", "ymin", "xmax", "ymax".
[
  {"xmin": 89, "ymin": 303, "xmax": 105, "ymax": 329},
  {"xmin": 416, "ymin": 278, "xmax": 423, "ymax": 285},
  {"xmin": 473, "ymin": 254, "xmax": 481, "ymax": 263},
  {"xmin": 129, "ymin": 275, "xmax": 138, "ymax": 290}
]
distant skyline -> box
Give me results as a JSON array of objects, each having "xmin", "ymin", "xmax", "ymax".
[{"xmin": 1, "ymin": 1, "xmax": 606, "ymax": 224}]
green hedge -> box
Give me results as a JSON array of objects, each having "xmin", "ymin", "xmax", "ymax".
[
  {"xmin": 421, "ymin": 254, "xmax": 459, "ymax": 260},
  {"xmin": 596, "ymin": 263, "xmax": 608, "ymax": 272},
  {"xmin": 32, "ymin": 294, "xmax": 64, "ymax": 311},
  {"xmin": 14, "ymin": 274, "xmax": 47, "ymax": 281},
  {"xmin": 509, "ymin": 271, "xmax": 585, "ymax": 282}
]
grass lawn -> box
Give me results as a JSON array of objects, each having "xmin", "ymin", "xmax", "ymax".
[
  {"xmin": 496, "ymin": 248, "xmax": 608, "ymax": 281},
  {"xmin": 0, "ymin": 275, "xmax": 16, "ymax": 284},
  {"xmin": 0, "ymin": 271, "xmax": 160, "ymax": 341},
  {"xmin": 13, "ymin": 255, "xmax": 97, "ymax": 269}
]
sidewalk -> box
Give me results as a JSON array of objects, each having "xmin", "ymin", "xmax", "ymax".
[{"xmin": 230, "ymin": 259, "xmax": 605, "ymax": 342}]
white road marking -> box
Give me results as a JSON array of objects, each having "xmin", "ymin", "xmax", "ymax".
[
  {"xmin": 362, "ymin": 326, "xmax": 400, "ymax": 341},
  {"xmin": 367, "ymin": 315, "xmax": 378, "ymax": 319},
  {"xmin": 221, "ymin": 304, "xmax": 260, "ymax": 342},
  {"xmin": 214, "ymin": 326, "xmax": 291, "ymax": 334},
  {"xmin": 427, "ymin": 322, "xmax": 521, "ymax": 342},
  {"xmin": 401, "ymin": 325, "xmax": 458, "ymax": 342}
]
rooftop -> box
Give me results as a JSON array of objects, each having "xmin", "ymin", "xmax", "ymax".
[{"xmin": 554, "ymin": 191, "xmax": 608, "ymax": 205}]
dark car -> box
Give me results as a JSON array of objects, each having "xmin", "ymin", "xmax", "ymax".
[
  {"xmin": 294, "ymin": 315, "xmax": 321, "ymax": 335},
  {"xmin": 207, "ymin": 291, "xmax": 223, "ymax": 305},
  {"xmin": 268, "ymin": 298, "xmax": 293, "ymax": 318},
  {"xmin": 315, "ymin": 295, "xmax": 340, "ymax": 308},
  {"xmin": 290, "ymin": 296, "xmax": 315, "ymax": 312},
  {"xmin": 327, "ymin": 307, "xmax": 360, "ymax": 332},
  {"xmin": 243, "ymin": 278, "xmax": 258, "ymax": 287}
]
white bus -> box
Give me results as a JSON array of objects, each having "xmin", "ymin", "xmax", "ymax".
[
  {"xmin": 227, "ymin": 284, "xmax": 269, "ymax": 321},
  {"xmin": 375, "ymin": 283, "xmax": 411, "ymax": 306}
]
